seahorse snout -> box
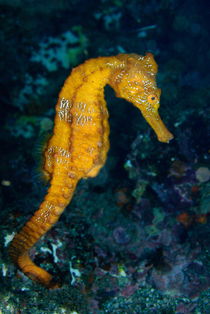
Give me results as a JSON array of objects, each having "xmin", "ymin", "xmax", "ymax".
[{"xmin": 141, "ymin": 110, "xmax": 173, "ymax": 143}]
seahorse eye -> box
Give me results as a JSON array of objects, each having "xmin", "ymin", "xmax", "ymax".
[{"xmin": 147, "ymin": 94, "xmax": 158, "ymax": 104}]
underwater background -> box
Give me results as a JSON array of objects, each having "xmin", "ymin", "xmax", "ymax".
[{"xmin": 0, "ymin": 0, "xmax": 210, "ymax": 313}]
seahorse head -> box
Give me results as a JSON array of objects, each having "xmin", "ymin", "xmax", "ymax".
[{"xmin": 110, "ymin": 53, "xmax": 173, "ymax": 143}]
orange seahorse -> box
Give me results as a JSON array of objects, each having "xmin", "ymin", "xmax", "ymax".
[{"xmin": 9, "ymin": 53, "xmax": 173, "ymax": 289}]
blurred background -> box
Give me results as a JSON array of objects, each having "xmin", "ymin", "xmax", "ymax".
[{"xmin": 0, "ymin": 0, "xmax": 210, "ymax": 313}]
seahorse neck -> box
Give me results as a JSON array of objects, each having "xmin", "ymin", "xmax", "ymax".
[{"xmin": 63, "ymin": 56, "xmax": 126, "ymax": 103}]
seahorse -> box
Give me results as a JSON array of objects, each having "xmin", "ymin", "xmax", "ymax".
[{"xmin": 9, "ymin": 53, "xmax": 173, "ymax": 289}]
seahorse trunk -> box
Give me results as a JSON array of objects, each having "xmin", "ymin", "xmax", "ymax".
[{"xmin": 9, "ymin": 175, "xmax": 78, "ymax": 289}]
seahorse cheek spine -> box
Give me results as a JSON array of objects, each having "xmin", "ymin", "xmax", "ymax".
[{"xmin": 9, "ymin": 53, "xmax": 173, "ymax": 289}]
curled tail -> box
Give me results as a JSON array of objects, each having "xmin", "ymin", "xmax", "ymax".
[{"xmin": 9, "ymin": 179, "xmax": 77, "ymax": 289}]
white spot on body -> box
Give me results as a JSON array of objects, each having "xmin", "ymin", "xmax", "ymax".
[
  {"xmin": 35, "ymin": 201, "xmax": 54, "ymax": 224},
  {"xmin": 46, "ymin": 146, "xmax": 71, "ymax": 167},
  {"xmin": 58, "ymin": 97, "xmax": 73, "ymax": 123},
  {"xmin": 75, "ymin": 113, "xmax": 93, "ymax": 126}
]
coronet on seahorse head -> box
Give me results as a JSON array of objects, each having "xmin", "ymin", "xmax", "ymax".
[{"xmin": 110, "ymin": 53, "xmax": 173, "ymax": 143}]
